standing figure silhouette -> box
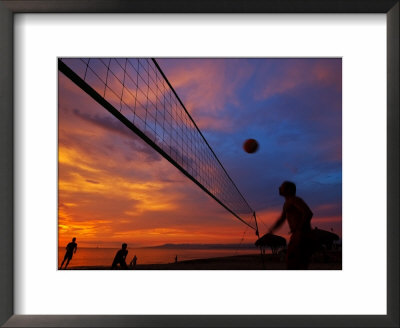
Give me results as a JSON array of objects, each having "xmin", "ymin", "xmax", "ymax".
[
  {"xmin": 130, "ymin": 255, "xmax": 137, "ymax": 269},
  {"xmin": 269, "ymin": 181, "xmax": 313, "ymax": 269},
  {"xmin": 60, "ymin": 237, "xmax": 78, "ymax": 269}
]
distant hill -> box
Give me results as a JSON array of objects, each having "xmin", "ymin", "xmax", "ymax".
[{"xmin": 143, "ymin": 243, "xmax": 258, "ymax": 250}]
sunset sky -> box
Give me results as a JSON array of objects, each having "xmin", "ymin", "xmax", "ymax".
[{"xmin": 58, "ymin": 58, "xmax": 342, "ymax": 248}]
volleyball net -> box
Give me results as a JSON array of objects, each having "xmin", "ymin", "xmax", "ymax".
[{"xmin": 58, "ymin": 58, "xmax": 258, "ymax": 231}]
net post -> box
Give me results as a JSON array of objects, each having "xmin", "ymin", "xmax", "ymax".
[{"xmin": 253, "ymin": 211, "xmax": 265, "ymax": 269}]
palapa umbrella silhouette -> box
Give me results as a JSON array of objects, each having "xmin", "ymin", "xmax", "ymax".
[
  {"xmin": 309, "ymin": 228, "xmax": 340, "ymax": 250},
  {"xmin": 255, "ymin": 233, "xmax": 287, "ymax": 254}
]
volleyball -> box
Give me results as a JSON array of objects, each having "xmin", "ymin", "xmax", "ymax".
[{"xmin": 243, "ymin": 138, "xmax": 259, "ymax": 153}]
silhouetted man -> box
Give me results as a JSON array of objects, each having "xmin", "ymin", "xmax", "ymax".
[
  {"xmin": 269, "ymin": 181, "xmax": 313, "ymax": 269},
  {"xmin": 112, "ymin": 243, "xmax": 128, "ymax": 269},
  {"xmin": 60, "ymin": 237, "xmax": 78, "ymax": 269},
  {"xmin": 130, "ymin": 255, "xmax": 137, "ymax": 269}
]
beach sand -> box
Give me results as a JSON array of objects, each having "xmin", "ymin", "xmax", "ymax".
[{"xmin": 68, "ymin": 252, "xmax": 342, "ymax": 270}]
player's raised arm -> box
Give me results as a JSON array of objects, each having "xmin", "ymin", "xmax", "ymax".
[{"xmin": 269, "ymin": 209, "xmax": 286, "ymax": 234}]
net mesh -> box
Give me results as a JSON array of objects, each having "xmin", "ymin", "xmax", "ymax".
[{"xmin": 59, "ymin": 58, "xmax": 256, "ymax": 230}]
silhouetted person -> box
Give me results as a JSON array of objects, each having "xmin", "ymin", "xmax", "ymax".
[
  {"xmin": 60, "ymin": 237, "xmax": 77, "ymax": 269},
  {"xmin": 269, "ymin": 181, "xmax": 313, "ymax": 269},
  {"xmin": 175, "ymin": 255, "xmax": 178, "ymax": 263},
  {"xmin": 112, "ymin": 243, "xmax": 128, "ymax": 269},
  {"xmin": 130, "ymin": 255, "xmax": 137, "ymax": 269}
]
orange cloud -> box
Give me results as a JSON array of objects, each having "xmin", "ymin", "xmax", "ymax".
[
  {"xmin": 58, "ymin": 100, "xmax": 251, "ymax": 248},
  {"xmin": 255, "ymin": 59, "xmax": 341, "ymax": 100},
  {"xmin": 160, "ymin": 59, "xmax": 254, "ymax": 132}
]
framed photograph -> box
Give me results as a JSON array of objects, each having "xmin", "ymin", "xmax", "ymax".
[
  {"xmin": 57, "ymin": 56, "xmax": 343, "ymax": 272},
  {"xmin": 1, "ymin": 1, "xmax": 398, "ymax": 327}
]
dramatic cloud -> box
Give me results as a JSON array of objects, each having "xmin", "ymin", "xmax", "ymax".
[{"xmin": 157, "ymin": 58, "xmax": 254, "ymax": 132}]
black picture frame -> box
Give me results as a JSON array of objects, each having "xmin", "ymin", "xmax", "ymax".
[{"xmin": 0, "ymin": 1, "xmax": 398, "ymax": 327}]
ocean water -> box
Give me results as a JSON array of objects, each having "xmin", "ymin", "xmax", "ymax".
[{"xmin": 58, "ymin": 247, "xmax": 262, "ymax": 268}]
